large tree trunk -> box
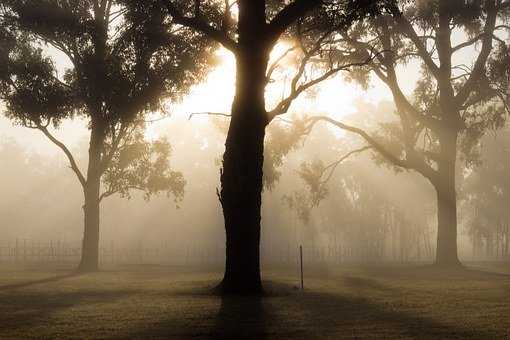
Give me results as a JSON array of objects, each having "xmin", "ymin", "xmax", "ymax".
[
  {"xmin": 78, "ymin": 120, "xmax": 105, "ymax": 272},
  {"xmin": 434, "ymin": 132, "xmax": 461, "ymax": 267},
  {"xmin": 218, "ymin": 2, "xmax": 270, "ymax": 294},
  {"xmin": 219, "ymin": 52, "xmax": 269, "ymax": 294},
  {"xmin": 78, "ymin": 179, "xmax": 101, "ymax": 272}
]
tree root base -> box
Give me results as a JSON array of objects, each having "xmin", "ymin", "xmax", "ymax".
[{"xmin": 213, "ymin": 279, "xmax": 264, "ymax": 296}]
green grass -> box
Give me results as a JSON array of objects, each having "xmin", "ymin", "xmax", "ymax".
[{"xmin": 0, "ymin": 263, "xmax": 509, "ymax": 339}]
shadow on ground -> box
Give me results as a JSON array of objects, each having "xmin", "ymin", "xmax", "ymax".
[
  {"xmin": 0, "ymin": 288, "xmax": 137, "ymax": 333},
  {"xmin": 1, "ymin": 266, "xmax": 508, "ymax": 339},
  {"xmin": 0, "ymin": 273, "xmax": 82, "ymax": 291},
  {"xmin": 356, "ymin": 264, "xmax": 510, "ymax": 281},
  {"xmin": 120, "ymin": 279, "xmax": 500, "ymax": 340},
  {"xmin": 211, "ymin": 295, "xmax": 269, "ymax": 340}
]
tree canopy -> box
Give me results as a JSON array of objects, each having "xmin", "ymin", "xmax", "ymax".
[{"xmin": 0, "ymin": 0, "xmax": 214, "ymax": 201}]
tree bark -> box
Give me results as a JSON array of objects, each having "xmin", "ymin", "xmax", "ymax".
[
  {"xmin": 78, "ymin": 119, "xmax": 105, "ymax": 272},
  {"xmin": 78, "ymin": 180, "xmax": 101, "ymax": 272},
  {"xmin": 218, "ymin": 2, "xmax": 270, "ymax": 292},
  {"xmin": 434, "ymin": 131, "xmax": 461, "ymax": 267},
  {"xmin": 219, "ymin": 51, "xmax": 270, "ymax": 293}
]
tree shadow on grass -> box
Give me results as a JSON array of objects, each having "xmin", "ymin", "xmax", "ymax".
[
  {"xmin": 109, "ymin": 283, "xmax": 270, "ymax": 340},
  {"xmin": 0, "ymin": 288, "xmax": 137, "ymax": 336},
  {"xmin": 289, "ymin": 290, "xmax": 499, "ymax": 339},
  {"xmin": 118, "ymin": 279, "xmax": 501, "ymax": 339},
  {"xmin": 342, "ymin": 275, "xmax": 400, "ymax": 293},
  {"xmin": 355, "ymin": 264, "xmax": 510, "ymax": 282},
  {"xmin": 0, "ymin": 272, "xmax": 82, "ymax": 291},
  {"xmin": 210, "ymin": 294, "xmax": 269, "ymax": 340},
  {"xmin": 462, "ymin": 267, "xmax": 510, "ymax": 279}
]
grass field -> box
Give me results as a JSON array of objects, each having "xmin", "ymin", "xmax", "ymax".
[{"xmin": 0, "ymin": 263, "xmax": 509, "ymax": 339}]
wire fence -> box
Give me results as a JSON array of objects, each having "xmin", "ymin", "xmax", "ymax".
[
  {"xmin": 0, "ymin": 238, "xmax": 446, "ymax": 266},
  {"xmin": 0, "ymin": 239, "xmax": 220, "ymax": 266}
]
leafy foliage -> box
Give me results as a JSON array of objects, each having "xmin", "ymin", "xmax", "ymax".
[
  {"xmin": 0, "ymin": 0, "xmax": 214, "ymax": 202},
  {"xmin": 263, "ymin": 118, "xmax": 308, "ymax": 189},
  {"xmin": 306, "ymin": 0, "xmax": 510, "ymax": 185},
  {"xmin": 102, "ymin": 131, "xmax": 185, "ymax": 203}
]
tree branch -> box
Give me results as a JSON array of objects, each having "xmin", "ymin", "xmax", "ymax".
[
  {"xmin": 306, "ymin": 116, "xmax": 411, "ymax": 170},
  {"xmin": 452, "ymin": 33, "xmax": 486, "ymax": 53},
  {"xmin": 339, "ymin": 31, "xmax": 440, "ymax": 131},
  {"xmin": 392, "ymin": 10, "xmax": 441, "ymax": 79},
  {"xmin": 188, "ymin": 112, "xmax": 231, "ymax": 120},
  {"xmin": 268, "ymin": 45, "xmax": 386, "ymax": 119},
  {"xmin": 99, "ymin": 190, "xmax": 116, "ymax": 202},
  {"xmin": 100, "ymin": 121, "xmax": 129, "ymax": 174},
  {"xmin": 319, "ymin": 146, "xmax": 372, "ymax": 184},
  {"xmin": 267, "ymin": 0, "xmax": 322, "ymax": 41},
  {"xmin": 305, "ymin": 116, "xmax": 439, "ymax": 183},
  {"xmin": 266, "ymin": 44, "xmax": 298, "ymax": 82},
  {"xmin": 38, "ymin": 125, "xmax": 86, "ymax": 188},
  {"xmin": 164, "ymin": 1, "xmax": 237, "ymax": 51},
  {"xmin": 455, "ymin": 0, "xmax": 499, "ymax": 108}
]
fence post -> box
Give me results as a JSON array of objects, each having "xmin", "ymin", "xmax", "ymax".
[
  {"xmin": 111, "ymin": 240, "xmax": 115, "ymax": 265},
  {"xmin": 23, "ymin": 239, "xmax": 27, "ymax": 263},
  {"xmin": 300, "ymin": 245, "xmax": 304, "ymax": 291},
  {"xmin": 138, "ymin": 240, "xmax": 143, "ymax": 264}
]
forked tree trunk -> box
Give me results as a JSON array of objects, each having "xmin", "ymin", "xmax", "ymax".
[
  {"xmin": 434, "ymin": 131, "xmax": 461, "ymax": 267},
  {"xmin": 78, "ymin": 120, "xmax": 105, "ymax": 272},
  {"xmin": 218, "ymin": 32, "xmax": 270, "ymax": 294}
]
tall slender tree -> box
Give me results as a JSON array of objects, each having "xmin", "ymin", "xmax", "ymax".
[
  {"xmin": 308, "ymin": 0, "xmax": 510, "ymax": 266},
  {"xmin": 0, "ymin": 0, "xmax": 211, "ymax": 271}
]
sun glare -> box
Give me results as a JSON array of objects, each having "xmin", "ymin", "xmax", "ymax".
[
  {"xmin": 147, "ymin": 42, "xmax": 394, "ymax": 140},
  {"xmin": 174, "ymin": 49, "xmax": 236, "ymax": 120},
  {"xmin": 174, "ymin": 44, "xmax": 363, "ymax": 121}
]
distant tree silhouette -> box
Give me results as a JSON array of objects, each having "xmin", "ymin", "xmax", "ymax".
[
  {"xmin": 463, "ymin": 126, "xmax": 510, "ymax": 259},
  {"xmin": 307, "ymin": 0, "xmax": 510, "ymax": 267},
  {"xmin": 0, "ymin": 1, "xmax": 211, "ymax": 272},
  {"xmin": 287, "ymin": 105, "xmax": 436, "ymax": 262},
  {"xmin": 136, "ymin": 0, "xmax": 392, "ymax": 294}
]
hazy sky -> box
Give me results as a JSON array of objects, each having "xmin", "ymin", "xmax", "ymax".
[
  {"xmin": 0, "ymin": 4, "xmax": 487, "ymax": 165},
  {"xmin": 0, "ymin": 46, "xmax": 417, "ymax": 158}
]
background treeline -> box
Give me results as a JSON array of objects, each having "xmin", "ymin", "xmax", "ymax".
[{"xmin": 2, "ymin": 100, "xmax": 508, "ymax": 263}]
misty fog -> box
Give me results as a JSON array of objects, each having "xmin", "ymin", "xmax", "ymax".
[
  {"xmin": 1, "ymin": 1, "xmax": 510, "ymax": 338},
  {"xmin": 2, "ymin": 99, "xmax": 507, "ymax": 265}
]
